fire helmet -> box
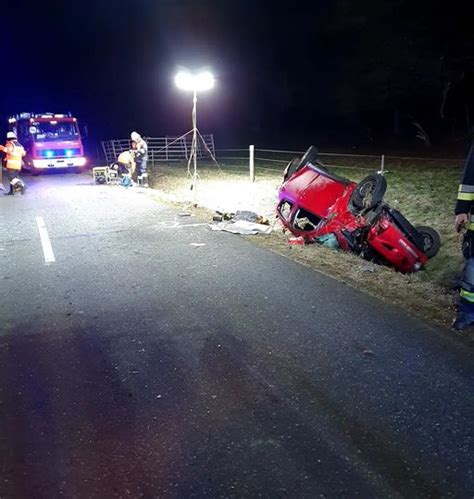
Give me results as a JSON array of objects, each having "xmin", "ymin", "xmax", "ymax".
[
  {"xmin": 131, "ymin": 131, "xmax": 141, "ymax": 142},
  {"xmin": 7, "ymin": 131, "xmax": 16, "ymax": 140}
]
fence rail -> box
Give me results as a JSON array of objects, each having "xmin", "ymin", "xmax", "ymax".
[
  {"xmin": 216, "ymin": 146, "xmax": 464, "ymax": 174},
  {"xmin": 101, "ymin": 134, "xmax": 216, "ymax": 164},
  {"xmin": 100, "ymin": 137, "xmax": 464, "ymax": 181}
]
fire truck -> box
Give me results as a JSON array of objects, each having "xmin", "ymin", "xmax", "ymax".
[{"xmin": 8, "ymin": 112, "xmax": 87, "ymax": 174}]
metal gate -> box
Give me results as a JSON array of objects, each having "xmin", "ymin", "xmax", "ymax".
[{"xmin": 101, "ymin": 134, "xmax": 215, "ymax": 164}]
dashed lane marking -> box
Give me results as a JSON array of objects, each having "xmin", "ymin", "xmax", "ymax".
[{"xmin": 35, "ymin": 217, "xmax": 56, "ymax": 264}]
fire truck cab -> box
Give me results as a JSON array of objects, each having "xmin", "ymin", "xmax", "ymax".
[{"xmin": 8, "ymin": 112, "xmax": 87, "ymax": 174}]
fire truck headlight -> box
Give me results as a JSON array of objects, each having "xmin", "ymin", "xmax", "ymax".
[{"xmin": 77, "ymin": 157, "xmax": 87, "ymax": 167}]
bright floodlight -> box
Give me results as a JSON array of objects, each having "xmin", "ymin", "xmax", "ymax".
[{"xmin": 175, "ymin": 70, "xmax": 215, "ymax": 92}]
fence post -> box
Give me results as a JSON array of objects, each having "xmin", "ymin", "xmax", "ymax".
[
  {"xmin": 380, "ymin": 154, "xmax": 385, "ymax": 174},
  {"xmin": 249, "ymin": 145, "xmax": 255, "ymax": 182}
]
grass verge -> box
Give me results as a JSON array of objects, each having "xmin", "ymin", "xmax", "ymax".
[{"xmin": 146, "ymin": 160, "xmax": 466, "ymax": 333}]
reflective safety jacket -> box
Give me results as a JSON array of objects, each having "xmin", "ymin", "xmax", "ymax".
[
  {"xmin": 132, "ymin": 139, "xmax": 148, "ymax": 162},
  {"xmin": 0, "ymin": 140, "xmax": 26, "ymax": 171},
  {"xmin": 456, "ymin": 144, "xmax": 474, "ymax": 231}
]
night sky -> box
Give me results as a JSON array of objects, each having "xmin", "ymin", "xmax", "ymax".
[{"xmin": 1, "ymin": 1, "xmax": 472, "ymax": 152}]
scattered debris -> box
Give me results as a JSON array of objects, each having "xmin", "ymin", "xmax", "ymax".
[
  {"xmin": 233, "ymin": 211, "xmax": 259, "ymax": 223},
  {"xmin": 215, "ymin": 210, "xmax": 234, "ymax": 221},
  {"xmin": 234, "ymin": 210, "xmax": 270, "ymax": 225},
  {"xmin": 314, "ymin": 233, "xmax": 339, "ymax": 249},
  {"xmin": 179, "ymin": 212, "xmax": 192, "ymax": 217},
  {"xmin": 210, "ymin": 210, "xmax": 272, "ymax": 235},
  {"xmin": 190, "ymin": 243, "xmax": 206, "ymax": 247},
  {"xmin": 210, "ymin": 220, "xmax": 272, "ymax": 235},
  {"xmin": 288, "ymin": 236, "xmax": 305, "ymax": 246},
  {"xmin": 359, "ymin": 263, "xmax": 376, "ymax": 273}
]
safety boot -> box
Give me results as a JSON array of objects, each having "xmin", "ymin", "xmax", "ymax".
[{"xmin": 452, "ymin": 299, "xmax": 474, "ymax": 334}]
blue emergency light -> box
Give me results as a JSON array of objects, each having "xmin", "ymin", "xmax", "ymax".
[{"xmin": 46, "ymin": 150, "xmax": 54, "ymax": 158}]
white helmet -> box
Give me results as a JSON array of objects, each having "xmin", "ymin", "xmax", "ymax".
[
  {"xmin": 7, "ymin": 131, "xmax": 16, "ymax": 140},
  {"xmin": 131, "ymin": 131, "xmax": 141, "ymax": 142}
]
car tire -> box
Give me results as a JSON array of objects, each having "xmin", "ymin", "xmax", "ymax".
[
  {"xmin": 351, "ymin": 174, "xmax": 387, "ymax": 210},
  {"xmin": 298, "ymin": 145, "xmax": 319, "ymax": 169},
  {"xmin": 283, "ymin": 157, "xmax": 301, "ymax": 181},
  {"xmin": 415, "ymin": 226, "xmax": 441, "ymax": 258}
]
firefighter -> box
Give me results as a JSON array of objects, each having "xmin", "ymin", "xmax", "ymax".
[
  {"xmin": 131, "ymin": 131, "xmax": 148, "ymax": 187},
  {"xmin": 113, "ymin": 150, "xmax": 136, "ymax": 176},
  {"xmin": 0, "ymin": 132, "xmax": 26, "ymax": 195},
  {"xmin": 453, "ymin": 143, "xmax": 474, "ymax": 332}
]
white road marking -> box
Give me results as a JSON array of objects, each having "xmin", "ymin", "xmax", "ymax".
[{"xmin": 35, "ymin": 217, "xmax": 56, "ymax": 264}]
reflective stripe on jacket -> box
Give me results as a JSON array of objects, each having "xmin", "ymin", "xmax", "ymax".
[{"xmin": 456, "ymin": 144, "xmax": 474, "ymax": 220}]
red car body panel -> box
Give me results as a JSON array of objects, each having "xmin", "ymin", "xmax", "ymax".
[
  {"xmin": 366, "ymin": 220, "xmax": 428, "ymax": 273},
  {"xmin": 281, "ymin": 165, "xmax": 351, "ymax": 220}
]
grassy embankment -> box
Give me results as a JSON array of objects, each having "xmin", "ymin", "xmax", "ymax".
[{"xmin": 147, "ymin": 159, "xmax": 464, "ymax": 330}]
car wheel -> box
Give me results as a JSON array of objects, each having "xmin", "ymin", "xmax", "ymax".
[
  {"xmin": 298, "ymin": 145, "xmax": 319, "ymax": 169},
  {"xmin": 416, "ymin": 226, "xmax": 441, "ymax": 258},
  {"xmin": 351, "ymin": 174, "xmax": 387, "ymax": 210},
  {"xmin": 283, "ymin": 157, "xmax": 301, "ymax": 181}
]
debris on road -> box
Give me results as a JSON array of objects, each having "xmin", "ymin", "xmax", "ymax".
[
  {"xmin": 179, "ymin": 212, "xmax": 192, "ymax": 217},
  {"xmin": 210, "ymin": 210, "xmax": 272, "ymax": 235},
  {"xmin": 234, "ymin": 210, "xmax": 270, "ymax": 225},
  {"xmin": 190, "ymin": 243, "xmax": 206, "ymax": 248},
  {"xmin": 214, "ymin": 210, "xmax": 234, "ymax": 221},
  {"xmin": 210, "ymin": 220, "xmax": 272, "ymax": 235}
]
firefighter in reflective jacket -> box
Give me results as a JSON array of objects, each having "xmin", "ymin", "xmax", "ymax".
[
  {"xmin": 453, "ymin": 143, "xmax": 474, "ymax": 332},
  {"xmin": 131, "ymin": 131, "xmax": 148, "ymax": 187},
  {"xmin": 0, "ymin": 131, "xmax": 26, "ymax": 195}
]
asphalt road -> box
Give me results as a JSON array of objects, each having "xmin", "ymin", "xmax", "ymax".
[{"xmin": 0, "ymin": 172, "xmax": 472, "ymax": 498}]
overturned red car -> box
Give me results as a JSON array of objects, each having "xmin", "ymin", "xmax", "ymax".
[{"xmin": 277, "ymin": 146, "xmax": 441, "ymax": 273}]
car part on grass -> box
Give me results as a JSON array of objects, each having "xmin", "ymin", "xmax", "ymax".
[
  {"xmin": 277, "ymin": 145, "xmax": 441, "ymax": 273},
  {"xmin": 288, "ymin": 236, "xmax": 305, "ymax": 245}
]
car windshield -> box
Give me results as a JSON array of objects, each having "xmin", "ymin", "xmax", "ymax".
[{"xmin": 32, "ymin": 121, "xmax": 79, "ymax": 141}]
